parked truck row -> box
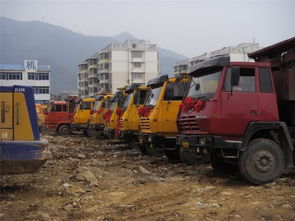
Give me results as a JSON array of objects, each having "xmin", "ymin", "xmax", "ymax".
[{"xmin": 1, "ymin": 37, "xmax": 294, "ymax": 185}]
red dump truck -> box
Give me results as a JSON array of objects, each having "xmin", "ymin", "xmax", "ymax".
[
  {"xmin": 176, "ymin": 37, "xmax": 295, "ymax": 184},
  {"xmin": 45, "ymin": 96, "xmax": 78, "ymax": 135}
]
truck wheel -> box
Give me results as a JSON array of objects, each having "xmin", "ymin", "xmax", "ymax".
[
  {"xmin": 146, "ymin": 143, "xmax": 158, "ymax": 156},
  {"xmin": 138, "ymin": 144, "xmax": 147, "ymax": 155},
  {"xmin": 210, "ymin": 149, "xmax": 238, "ymax": 173},
  {"xmin": 58, "ymin": 125, "xmax": 71, "ymax": 136},
  {"xmin": 180, "ymin": 147, "xmax": 209, "ymax": 165},
  {"xmin": 165, "ymin": 149, "xmax": 180, "ymax": 163},
  {"xmin": 85, "ymin": 127, "xmax": 96, "ymax": 137},
  {"xmin": 239, "ymin": 138, "xmax": 286, "ymax": 185}
]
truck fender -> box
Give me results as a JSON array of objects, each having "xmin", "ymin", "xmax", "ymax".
[
  {"xmin": 241, "ymin": 122, "xmax": 294, "ymax": 167},
  {"xmin": 56, "ymin": 122, "xmax": 71, "ymax": 130}
]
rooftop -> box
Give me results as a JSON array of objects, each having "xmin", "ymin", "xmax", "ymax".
[{"xmin": 0, "ymin": 64, "xmax": 50, "ymax": 71}]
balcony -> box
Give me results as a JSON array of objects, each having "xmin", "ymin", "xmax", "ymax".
[
  {"xmin": 98, "ymin": 59, "xmax": 109, "ymax": 63},
  {"xmin": 131, "ymin": 67, "xmax": 144, "ymax": 72},
  {"xmin": 88, "ymin": 64, "xmax": 97, "ymax": 69},
  {"xmin": 131, "ymin": 57, "xmax": 144, "ymax": 62}
]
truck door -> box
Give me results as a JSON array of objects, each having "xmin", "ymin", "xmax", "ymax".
[
  {"xmin": 220, "ymin": 66, "xmax": 259, "ymax": 137},
  {"xmin": 0, "ymin": 92, "xmax": 13, "ymax": 141},
  {"xmin": 161, "ymin": 80, "xmax": 188, "ymax": 133}
]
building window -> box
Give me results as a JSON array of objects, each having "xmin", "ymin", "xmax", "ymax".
[
  {"xmin": 6, "ymin": 72, "xmax": 23, "ymax": 80},
  {"xmin": 28, "ymin": 72, "xmax": 49, "ymax": 80},
  {"xmin": 28, "ymin": 72, "xmax": 35, "ymax": 80},
  {"xmin": 38, "ymin": 73, "xmax": 49, "ymax": 80},
  {"xmin": 131, "ymin": 51, "xmax": 143, "ymax": 58},
  {"xmin": 133, "ymin": 62, "xmax": 141, "ymax": 68},
  {"xmin": 0, "ymin": 72, "xmax": 7, "ymax": 80},
  {"xmin": 131, "ymin": 72, "xmax": 145, "ymax": 81},
  {"xmin": 32, "ymin": 86, "xmax": 49, "ymax": 94}
]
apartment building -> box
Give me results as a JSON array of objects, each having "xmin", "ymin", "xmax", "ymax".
[
  {"xmin": 174, "ymin": 42, "xmax": 260, "ymax": 74},
  {"xmin": 77, "ymin": 40, "xmax": 159, "ymax": 97},
  {"xmin": 0, "ymin": 60, "xmax": 50, "ymax": 103}
]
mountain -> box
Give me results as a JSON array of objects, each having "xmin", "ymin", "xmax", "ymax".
[{"xmin": 0, "ymin": 17, "xmax": 186, "ymax": 94}]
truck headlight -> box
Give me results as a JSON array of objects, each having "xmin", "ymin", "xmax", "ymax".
[{"xmin": 199, "ymin": 138, "xmax": 206, "ymax": 145}]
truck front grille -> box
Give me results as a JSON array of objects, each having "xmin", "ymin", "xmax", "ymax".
[
  {"xmin": 139, "ymin": 117, "xmax": 150, "ymax": 131},
  {"xmin": 177, "ymin": 115, "xmax": 200, "ymax": 132}
]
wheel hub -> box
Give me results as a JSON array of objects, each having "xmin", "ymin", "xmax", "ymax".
[{"xmin": 254, "ymin": 151, "xmax": 274, "ymax": 173}]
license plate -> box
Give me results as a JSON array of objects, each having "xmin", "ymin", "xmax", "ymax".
[{"xmin": 182, "ymin": 141, "xmax": 189, "ymax": 149}]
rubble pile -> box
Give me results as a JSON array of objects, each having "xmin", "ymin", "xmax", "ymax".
[{"xmin": 0, "ymin": 135, "xmax": 294, "ymax": 220}]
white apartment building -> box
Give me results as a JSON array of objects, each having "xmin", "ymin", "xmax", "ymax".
[
  {"xmin": 78, "ymin": 40, "xmax": 159, "ymax": 97},
  {"xmin": 174, "ymin": 42, "xmax": 260, "ymax": 74},
  {"xmin": 0, "ymin": 60, "xmax": 50, "ymax": 103}
]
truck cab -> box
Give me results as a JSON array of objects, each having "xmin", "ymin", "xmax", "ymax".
[
  {"xmin": 139, "ymin": 74, "xmax": 190, "ymax": 161},
  {"xmin": 0, "ymin": 85, "xmax": 51, "ymax": 174},
  {"xmin": 36, "ymin": 103, "xmax": 46, "ymax": 132},
  {"xmin": 119, "ymin": 85, "xmax": 149, "ymax": 145},
  {"xmin": 177, "ymin": 51, "xmax": 294, "ymax": 184},
  {"xmin": 104, "ymin": 89, "xmax": 126, "ymax": 138},
  {"xmin": 45, "ymin": 96, "xmax": 78, "ymax": 135},
  {"xmin": 72, "ymin": 97, "xmax": 95, "ymax": 135},
  {"xmin": 87, "ymin": 94, "xmax": 112, "ymax": 137}
]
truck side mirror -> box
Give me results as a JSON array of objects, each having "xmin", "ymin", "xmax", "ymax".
[{"xmin": 231, "ymin": 67, "xmax": 240, "ymax": 86}]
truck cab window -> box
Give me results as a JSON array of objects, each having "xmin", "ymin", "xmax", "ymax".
[
  {"xmin": 52, "ymin": 105, "xmax": 62, "ymax": 112},
  {"xmin": 134, "ymin": 90, "xmax": 148, "ymax": 105},
  {"xmin": 81, "ymin": 102, "xmax": 91, "ymax": 110},
  {"xmin": 223, "ymin": 67, "xmax": 255, "ymax": 92},
  {"xmin": 259, "ymin": 68, "xmax": 273, "ymax": 93},
  {"xmin": 164, "ymin": 81, "xmax": 188, "ymax": 101}
]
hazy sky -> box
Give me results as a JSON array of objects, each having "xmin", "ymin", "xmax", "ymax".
[{"xmin": 1, "ymin": 0, "xmax": 294, "ymax": 57}]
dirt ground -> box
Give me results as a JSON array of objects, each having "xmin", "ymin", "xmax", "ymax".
[{"xmin": 1, "ymin": 135, "xmax": 295, "ymax": 221}]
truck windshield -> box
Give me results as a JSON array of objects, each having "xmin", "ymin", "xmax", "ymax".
[
  {"xmin": 187, "ymin": 70, "xmax": 221, "ymax": 99},
  {"xmin": 145, "ymin": 86, "xmax": 162, "ymax": 106},
  {"xmin": 109, "ymin": 101, "xmax": 116, "ymax": 111},
  {"xmin": 123, "ymin": 93, "xmax": 132, "ymax": 109},
  {"xmin": 93, "ymin": 100, "xmax": 102, "ymax": 111},
  {"xmin": 104, "ymin": 99, "xmax": 111, "ymax": 108}
]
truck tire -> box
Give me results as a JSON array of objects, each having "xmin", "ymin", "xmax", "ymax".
[
  {"xmin": 210, "ymin": 149, "xmax": 238, "ymax": 174},
  {"xmin": 238, "ymin": 138, "xmax": 286, "ymax": 185},
  {"xmin": 180, "ymin": 147, "xmax": 209, "ymax": 165},
  {"xmin": 138, "ymin": 143, "xmax": 147, "ymax": 155},
  {"xmin": 146, "ymin": 143, "xmax": 158, "ymax": 156},
  {"xmin": 58, "ymin": 125, "xmax": 71, "ymax": 136},
  {"xmin": 85, "ymin": 126, "xmax": 96, "ymax": 137},
  {"xmin": 165, "ymin": 149, "xmax": 180, "ymax": 163}
]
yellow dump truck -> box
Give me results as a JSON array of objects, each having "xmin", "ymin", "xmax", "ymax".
[
  {"xmin": 119, "ymin": 84, "xmax": 149, "ymax": 146},
  {"xmin": 87, "ymin": 94, "xmax": 112, "ymax": 137},
  {"xmin": 138, "ymin": 74, "xmax": 190, "ymax": 161},
  {"xmin": 104, "ymin": 89, "xmax": 126, "ymax": 138},
  {"xmin": 0, "ymin": 85, "xmax": 51, "ymax": 174},
  {"xmin": 35, "ymin": 103, "xmax": 46, "ymax": 132},
  {"xmin": 71, "ymin": 97, "xmax": 95, "ymax": 135}
]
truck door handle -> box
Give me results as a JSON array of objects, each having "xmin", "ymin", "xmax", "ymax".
[{"xmin": 249, "ymin": 110, "xmax": 259, "ymax": 115}]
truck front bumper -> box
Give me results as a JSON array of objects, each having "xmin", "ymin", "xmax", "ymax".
[
  {"xmin": 138, "ymin": 133, "xmax": 176, "ymax": 150},
  {"xmin": 89, "ymin": 123, "xmax": 104, "ymax": 131},
  {"xmin": 176, "ymin": 134, "xmax": 241, "ymax": 150},
  {"xmin": 104, "ymin": 127, "xmax": 115, "ymax": 139},
  {"xmin": 0, "ymin": 138, "xmax": 51, "ymax": 175},
  {"xmin": 71, "ymin": 123, "xmax": 88, "ymax": 131}
]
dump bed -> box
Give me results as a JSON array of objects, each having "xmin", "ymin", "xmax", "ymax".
[
  {"xmin": 248, "ymin": 37, "xmax": 295, "ymax": 101},
  {"xmin": 249, "ymin": 37, "xmax": 295, "ymax": 126}
]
